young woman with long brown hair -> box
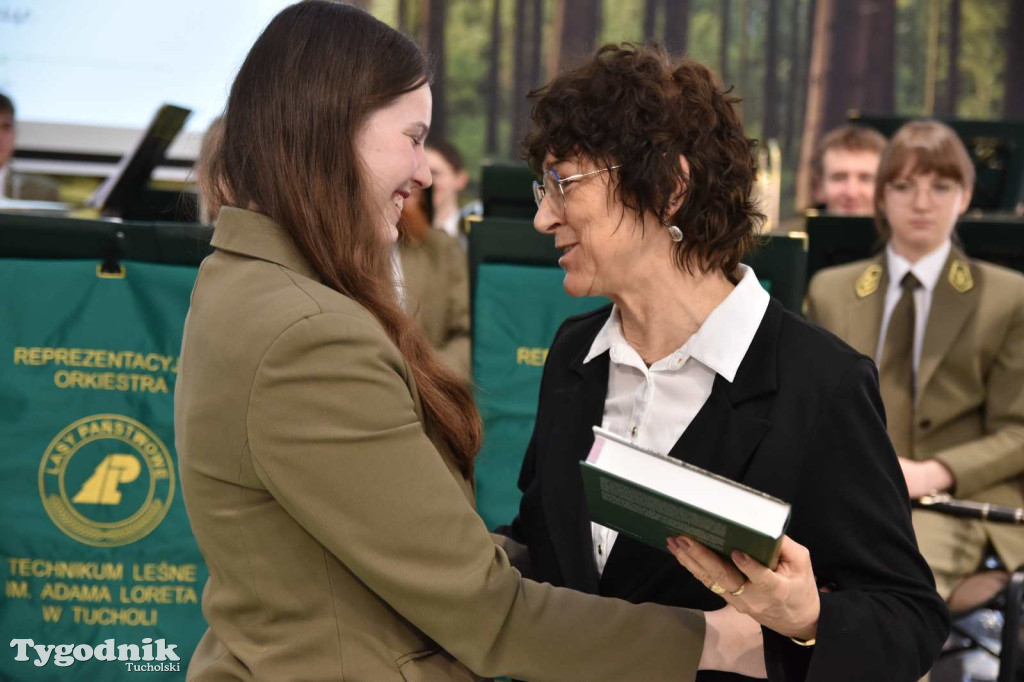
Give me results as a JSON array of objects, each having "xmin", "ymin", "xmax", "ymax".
[{"xmin": 177, "ymin": 3, "xmax": 776, "ymax": 680}]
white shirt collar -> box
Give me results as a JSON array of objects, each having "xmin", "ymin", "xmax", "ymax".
[
  {"xmin": 436, "ymin": 211, "xmax": 461, "ymax": 241},
  {"xmin": 584, "ymin": 264, "xmax": 770, "ymax": 382},
  {"xmin": 390, "ymin": 244, "xmax": 406, "ymax": 309},
  {"xmin": 583, "ymin": 307, "xmax": 626, "ymax": 365},
  {"xmin": 0, "ymin": 164, "xmax": 8, "ymax": 198},
  {"xmin": 886, "ymin": 239, "xmax": 951, "ymax": 293}
]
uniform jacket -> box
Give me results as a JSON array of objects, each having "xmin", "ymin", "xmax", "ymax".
[
  {"xmin": 399, "ymin": 228, "xmax": 471, "ymax": 380},
  {"xmin": 807, "ymin": 247, "xmax": 1024, "ymax": 572},
  {"xmin": 3, "ymin": 169, "xmax": 60, "ymax": 201},
  {"xmin": 175, "ymin": 207, "xmax": 707, "ymax": 682}
]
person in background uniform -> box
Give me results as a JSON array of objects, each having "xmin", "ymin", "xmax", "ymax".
[
  {"xmin": 177, "ymin": 3, "xmax": 770, "ymax": 680},
  {"xmin": 195, "ymin": 116, "xmax": 226, "ymax": 225},
  {"xmin": 807, "ymin": 119, "xmax": 1024, "ymax": 602},
  {"xmin": 811, "ymin": 124, "xmax": 887, "ymax": 216},
  {"xmin": 425, "ymin": 139, "xmax": 480, "ymax": 246},
  {"xmin": 0, "ymin": 93, "xmax": 60, "ymax": 202},
  {"xmin": 397, "ymin": 188, "xmax": 471, "ymax": 379},
  {"xmin": 502, "ymin": 44, "xmax": 949, "ymax": 682}
]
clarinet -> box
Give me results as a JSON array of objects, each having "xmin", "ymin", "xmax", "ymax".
[{"xmin": 915, "ymin": 493, "xmax": 1024, "ymax": 525}]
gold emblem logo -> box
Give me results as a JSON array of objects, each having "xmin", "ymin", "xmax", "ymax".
[
  {"xmin": 855, "ymin": 264, "xmax": 883, "ymax": 298},
  {"xmin": 39, "ymin": 415, "xmax": 175, "ymax": 547},
  {"xmin": 949, "ymin": 259, "xmax": 974, "ymax": 293}
]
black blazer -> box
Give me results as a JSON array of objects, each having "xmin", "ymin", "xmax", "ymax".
[{"xmin": 501, "ymin": 300, "xmax": 950, "ymax": 682}]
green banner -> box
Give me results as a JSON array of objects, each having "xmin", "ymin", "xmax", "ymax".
[
  {"xmin": 0, "ymin": 259, "xmax": 205, "ymax": 680},
  {"xmin": 472, "ymin": 264, "xmax": 607, "ymax": 529}
]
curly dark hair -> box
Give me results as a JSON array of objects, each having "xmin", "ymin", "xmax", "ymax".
[{"xmin": 523, "ymin": 43, "xmax": 764, "ymax": 275}]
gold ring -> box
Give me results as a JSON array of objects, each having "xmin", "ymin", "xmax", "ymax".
[
  {"xmin": 710, "ymin": 583, "xmax": 726, "ymax": 595},
  {"xmin": 730, "ymin": 584, "xmax": 747, "ymax": 597}
]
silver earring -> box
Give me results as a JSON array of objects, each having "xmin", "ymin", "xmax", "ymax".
[{"xmin": 667, "ymin": 225, "xmax": 683, "ymax": 242}]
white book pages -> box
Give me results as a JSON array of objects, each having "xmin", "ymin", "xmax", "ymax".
[{"xmin": 587, "ymin": 427, "xmax": 789, "ymax": 538}]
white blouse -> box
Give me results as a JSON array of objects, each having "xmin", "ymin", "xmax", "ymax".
[{"xmin": 584, "ymin": 265, "xmax": 770, "ymax": 574}]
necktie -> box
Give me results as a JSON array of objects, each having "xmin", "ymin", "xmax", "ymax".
[{"xmin": 879, "ymin": 272, "xmax": 921, "ymax": 459}]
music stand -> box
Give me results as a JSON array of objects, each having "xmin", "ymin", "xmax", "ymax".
[
  {"xmin": 88, "ymin": 104, "xmax": 191, "ymax": 218},
  {"xmin": 850, "ymin": 114, "xmax": 1024, "ymax": 213},
  {"xmin": 806, "ymin": 213, "xmax": 1024, "ymax": 282}
]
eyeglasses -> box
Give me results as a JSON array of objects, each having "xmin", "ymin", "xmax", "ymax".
[
  {"xmin": 884, "ymin": 178, "xmax": 960, "ymax": 205},
  {"xmin": 532, "ymin": 165, "xmax": 622, "ymax": 217}
]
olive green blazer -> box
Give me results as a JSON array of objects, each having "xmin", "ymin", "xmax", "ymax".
[
  {"xmin": 3, "ymin": 170, "xmax": 60, "ymax": 201},
  {"xmin": 807, "ymin": 247, "xmax": 1024, "ymax": 571},
  {"xmin": 399, "ymin": 229, "xmax": 471, "ymax": 380},
  {"xmin": 175, "ymin": 207, "xmax": 704, "ymax": 682}
]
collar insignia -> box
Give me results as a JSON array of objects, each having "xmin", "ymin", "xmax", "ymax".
[
  {"xmin": 949, "ymin": 259, "xmax": 974, "ymax": 293},
  {"xmin": 855, "ymin": 264, "xmax": 883, "ymax": 298}
]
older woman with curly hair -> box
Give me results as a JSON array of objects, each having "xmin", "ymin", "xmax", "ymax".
[{"xmin": 500, "ymin": 44, "xmax": 950, "ymax": 681}]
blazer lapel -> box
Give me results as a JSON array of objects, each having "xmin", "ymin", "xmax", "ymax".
[
  {"xmin": 665, "ymin": 380, "xmax": 768, "ymax": 479},
  {"xmin": 917, "ymin": 249, "xmax": 978, "ymax": 397},
  {"xmin": 667, "ymin": 299, "xmax": 780, "ymax": 480},
  {"xmin": 541, "ymin": 343, "xmax": 608, "ymax": 594},
  {"xmin": 844, "ymin": 254, "xmax": 888, "ymax": 358}
]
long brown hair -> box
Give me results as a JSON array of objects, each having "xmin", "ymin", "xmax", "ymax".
[{"xmin": 198, "ymin": 1, "xmax": 481, "ymax": 475}]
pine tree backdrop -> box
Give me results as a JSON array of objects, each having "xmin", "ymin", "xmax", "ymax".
[{"xmin": 355, "ymin": 0, "xmax": 1022, "ymax": 218}]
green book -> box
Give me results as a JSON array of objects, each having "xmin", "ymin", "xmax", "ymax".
[{"xmin": 580, "ymin": 427, "xmax": 791, "ymax": 569}]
